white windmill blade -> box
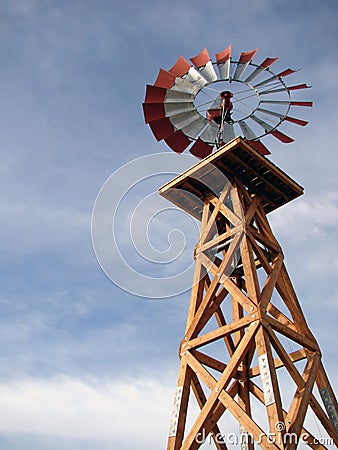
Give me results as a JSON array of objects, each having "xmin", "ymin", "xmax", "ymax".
[
  {"xmin": 217, "ymin": 59, "xmax": 231, "ymax": 80},
  {"xmin": 197, "ymin": 60, "xmax": 218, "ymax": 83},
  {"xmin": 244, "ymin": 57, "xmax": 279, "ymax": 83},
  {"xmin": 181, "ymin": 116, "xmax": 208, "ymax": 139},
  {"xmin": 257, "ymin": 107, "xmax": 284, "ymax": 119},
  {"xmin": 222, "ymin": 122, "xmax": 236, "ymax": 143},
  {"xmin": 183, "ymin": 66, "xmax": 208, "ymax": 87},
  {"xmin": 169, "ymin": 110, "xmax": 201, "ymax": 129},
  {"xmin": 233, "ymin": 49, "xmax": 258, "ymax": 81},
  {"xmin": 253, "ymin": 68, "xmax": 298, "ymax": 88},
  {"xmin": 153, "ymin": 68, "xmax": 200, "ymax": 95},
  {"xmin": 250, "ymin": 115, "xmax": 274, "ymax": 132},
  {"xmin": 190, "ymin": 48, "xmax": 218, "ymax": 83},
  {"xmin": 260, "ymin": 83, "xmax": 311, "ymax": 95},
  {"xmin": 257, "ymin": 107, "xmax": 309, "ymax": 126},
  {"xmin": 251, "ymin": 114, "xmax": 294, "ymax": 143},
  {"xmin": 199, "ymin": 122, "xmax": 219, "ymax": 143},
  {"xmin": 164, "ymin": 102, "xmax": 195, "ymax": 117},
  {"xmin": 216, "ymin": 45, "xmax": 232, "ymax": 80},
  {"xmin": 164, "ymin": 90, "xmax": 195, "ymax": 103},
  {"xmin": 261, "ymin": 100, "xmax": 313, "ymax": 107},
  {"xmin": 239, "ymin": 120, "xmax": 257, "ymax": 140},
  {"xmin": 172, "ymin": 77, "xmax": 200, "ymax": 95},
  {"xmin": 208, "ymin": 93, "xmax": 221, "ymax": 110}
]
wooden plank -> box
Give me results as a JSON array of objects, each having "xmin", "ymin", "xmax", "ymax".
[
  {"xmin": 248, "ymin": 232, "xmax": 274, "ymax": 275},
  {"xmin": 249, "ymin": 381, "xmax": 329, "ymax": 450},
  {"xmin": 209, "ymin": 195, "xmax": 242, "ymax": 228},
  {"xmin": 231, "ymin": 274, "xmax": 255, "ymax": 450},
  {"xmin": 182, "ymin": 323, "xmax": 258, "ymax": 449},
  {"xmin": 190, "ymin": 372, "xmax": 229, "ymax": 450},
  {"xmin": 232, "ymin": 275, "xmax": 245, "ymax": 347},
  {"xmin": 185, "ymin": 314, "xmax": 257, "ymax": 351},
  {"xmin": 276, "ymin": 265, "xmax": 317, "ymax": 338},
  {"xmin": 214, "ymin": 306, "xmax": 236, "ymax": 356},
  {"xmin": 200, "ymin": 186, "xmax": 232, "ymax": 244},
  {"xmin": 221, "ymin": 276, "xmax": 257, "ymax": 313},
  {"xmin": 218, "ymin": 390, "xmax": 281, "ymax": 450},
  {"xmin": 286, "ymin": 352, "xmax": 320, "ymax": 449},
  {"xmin": 186, "ymin": 200, "xmax": 211, "ymax": 327},
  {"xmin": 255, "ymin": 202, "xmax": 280, "ymax": 244},
  {"xmin": 200, "ymin": 225, "xmax": 241, "ymax": 253},
  {"xmin": 266, "ymin": 303, "xmax": 296, "ymax": 330},
  {"xmin": 192, "ymin": 350, "xmax": 227, "ymax": 373},
  {"xmin": 199, "ymin": 229, "xmax": 244, "ymax": 282},
  {"xmin": 240, "ymin": 234, "xmax": 260, "ymax": 304},
  {"xmin": 259, "ymin": 253, "xmax": 284, "ymax": 311},
  {"xmin": 266, "ymin": 325, "xmax": 310, "ymax": 388},
  {"xmin": 248, "ymin": 227, "xmax": 281, "ymax": 253},
  {"xmin": 249, "ymin": 348, "xmax": 308, "ymax": 378},
  {"xmin": 167, "ymin": 357, "xmax": 192, "ymax": 450},
  {"xmin": 264, "ymin": 315, "xmax": 319, "ymax": 352},
  {"xmin": 244, "ymin": 195, "xmax": 261, "ymax": 226},
  {"xmin": 230, "ymin": 152, "xmax": 290, "ymax": 202},
  {"xmin": 255, "ymin": 326, "xmax": 286, "ymax": 443},
  {"xmin": 187, "ymin": 349, "xmax": 241, "ymax": 449},
  {"xmin": 184, "ymin": 261, "xmax": 228, "ymax": 341},
  {"xmin": 186, "ymin": 260, "xmax": 206, "ymax": 332},
  {"xmin": 198, "ymin": 197, "xmax": 212, "ymax": 245}
]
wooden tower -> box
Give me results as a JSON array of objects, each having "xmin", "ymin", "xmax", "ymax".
[{"xmin": 159, "ymin": 137, "xmax": 338, "ymax": 450}]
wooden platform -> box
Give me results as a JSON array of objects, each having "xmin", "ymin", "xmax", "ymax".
[{"xmin": 159, "ymin": 137, "xmax": 304, "ymax": 219}]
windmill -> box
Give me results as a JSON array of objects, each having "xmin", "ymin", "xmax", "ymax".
[{"xmin": 143, "ymin": 46, "xmax": 338, "ymax": 450}]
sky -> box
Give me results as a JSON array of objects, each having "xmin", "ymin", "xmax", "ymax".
[{"xmin": 0, "ymin": 0, "xmax": 337, "ymax": 449}]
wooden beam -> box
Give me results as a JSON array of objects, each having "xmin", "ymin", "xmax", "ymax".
[
  {"xmin": 182, "ymin": 323, "xmax": 258, "ymax": 449},
  {"xmin": 167, "ymin": 357, "xmax": 192, "ymax": 450},
  {"xmin": 218, "ymin": 389, "xmax": 281, "ymax": 450},
  {"xmin": 190, "ymin": 372, "xmax": 228, "ymax": 450},
  {"xmin": 248, "ymin": 348, "xmax": 308, "ymax": 378},
  {"xmin": 255, "ymin": 326, "xmax": 286, "ymax": 445},
  {"xmin": 286, "ymin": 352, "xmax": 321, "ymax": 450},
  {"xmin": 249, "ymin": 380, "xmax": 329, "ymax": 450},
  {"xmin": 264, "ymin": 315, "xmax": 319, "ymax": 352},
  {"xmin": 185, "ymin": 314, "xmax": 257, "ymax": 351}
]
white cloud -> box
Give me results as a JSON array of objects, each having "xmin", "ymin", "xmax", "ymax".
[
  {"xmin": 0, "ymin": 371, "xmax": 335, "ymax": 450},
  {"xmin": 0, "ymin": 375, "xmax": 174, "ymax": 448},
  {"xmin": 270, "ymin": 192, "xmax": 338, "ymax": 242}
]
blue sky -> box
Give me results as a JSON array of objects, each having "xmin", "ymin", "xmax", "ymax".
[{"xmin": 0, "ymin": 0, "xmax": 337, "ymax": 449}]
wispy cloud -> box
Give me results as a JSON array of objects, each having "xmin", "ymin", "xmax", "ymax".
[{"xmin": 0, "ymin": 375, "xmax": 173, "ymax": 449}]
